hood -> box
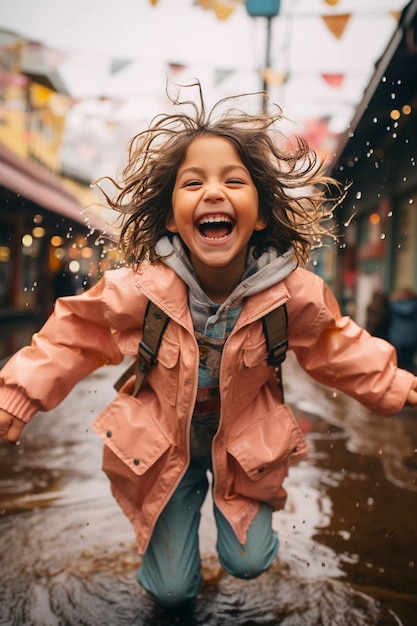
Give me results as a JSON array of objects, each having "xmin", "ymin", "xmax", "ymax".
[{"xmin": 155, "ymin": 235, "xmax": 296, "ymax": 327}]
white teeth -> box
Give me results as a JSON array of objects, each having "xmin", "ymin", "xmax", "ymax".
[{"xmin": 199, "ymin": 216, "xmax": 232, "ymax": 225}]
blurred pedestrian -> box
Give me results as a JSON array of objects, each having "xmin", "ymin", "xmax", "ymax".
[
  {"xmin": 0, "ymin": 82, "xmax": 416, "ymax": 612},
  {"xmin": 365, "ymin": 289, "xmax": 390, "ymax": 340},
  {"xmin": 388, "ymin": 287, "xmax": 417, "ymax": 373}
]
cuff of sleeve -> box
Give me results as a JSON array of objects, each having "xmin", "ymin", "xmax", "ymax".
[
  {"xmin": 377, "ymin": 368, "xmax": 415, "ymax": 415},
  {"xmin": 0, "ymin": 385, "xmax": 40, "ymax": 422}
]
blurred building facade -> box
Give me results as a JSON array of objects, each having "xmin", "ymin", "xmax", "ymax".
[
  {"xmin": 330, "ymin": 0, "xmax": 417, "ymax": 327},
  {"xmin": 0, "ymin": 58, "xmax": 119, "ymax": 337}
]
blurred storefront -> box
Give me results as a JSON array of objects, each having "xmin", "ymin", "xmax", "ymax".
[
  {"xmin": 0, "ymin": 54, "xmax": 118, "ymax": 342},
  {"xmin": 0, "ymin": 142, "xmax": 104, "ymax": 314},
  {"xmin": 331, "ymin": 0, "xmax": 417, "ymax": 325}
]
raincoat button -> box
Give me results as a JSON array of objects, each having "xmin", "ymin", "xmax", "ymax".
[
  {"xmin": 133, "ymin": 458, "xmax": 140, "ymax": 466},
  {"xmin": 106, "ymin": 430, "xmax": 112, "ymax": 438},
  {"xmin": 292, "ymin": 446, "xmax": 298, "ymax": 453},
  {"xmin": 258, "ymin": 466, "xmax": 265, "ymax": 473}
]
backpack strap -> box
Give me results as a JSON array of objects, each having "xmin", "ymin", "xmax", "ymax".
[
  {"xmin": 262, "ymin": 303, "xmax": 288, "ymax": 367},
  {"xmin": 262, "ymin": 304, "xmax": 288, "ymax": 397},
  {"xmin": 114, "ymin": 300, "xmax": 169, "ymax": 396},
  {"xmin": 114, "ymin": 301, "xmax": 288, "ymax": 397}
]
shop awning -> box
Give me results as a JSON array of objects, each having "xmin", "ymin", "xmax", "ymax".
[{"xmin": 0, "ymin": 142, "xmax": 101, "ymax": 228}]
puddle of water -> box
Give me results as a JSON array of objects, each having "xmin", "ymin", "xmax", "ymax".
[{"xmin": 0, "ymin": 356, "xmax": 416, "ymax": 624}]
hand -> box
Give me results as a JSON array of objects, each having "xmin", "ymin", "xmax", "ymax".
[
  {"xmin": 0, "ymin": 409, "xmax": 25, "ymax": 443},
  {"xmin": 406, "ymin": 377, "xmax": 417, "ymax": 406}
]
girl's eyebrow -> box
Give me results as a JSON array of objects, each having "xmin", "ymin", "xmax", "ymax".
[{"xmin": 177, "ymin": 164, "xmax": 249, "ymax": 177}]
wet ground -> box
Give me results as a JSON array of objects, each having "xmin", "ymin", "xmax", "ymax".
[
  {"xmin": 0, "ymin": 344, "xmax": 416, "ymax": 625},
  {"xmin": 0, "ymin": 312, "xmax": 47, "ymax": 363}
]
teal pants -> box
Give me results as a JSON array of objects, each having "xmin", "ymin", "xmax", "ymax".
[{"xmin": 137, "ymin": 460, "xmax": 279, "ymax": 609}]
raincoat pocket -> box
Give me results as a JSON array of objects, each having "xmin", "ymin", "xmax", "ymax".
[
  {"xmin": 92, "ymin": 393, "xmax": 172, "ymax": 476},
  {"xmin": 149, "ymin": 335, "xmax": 181, "ymax": 406},
  {"xmin": 226, "ymin": 404, "xmax": 308, "ymax": 508},
  {"xmin": 233, "ymin": 339, "xmax": 269, "ymax": 401}
]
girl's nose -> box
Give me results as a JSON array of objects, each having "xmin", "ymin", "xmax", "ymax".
[{"xmin": 203, "ymin": 182, "xmax": 225, "ymax": 202}]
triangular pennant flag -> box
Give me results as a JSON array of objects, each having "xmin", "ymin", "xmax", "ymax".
[
  {"xmin": 213, "ymin": 0, "xmax": 240, "ymax": 20},
  {"xmin": 168, "ymin": 63, "xmax": 186, "ymax": 75},
  {"xmin": 322, "ymin": 14, "xmax": 351, "ymax": 39},
  {"xmin": 196, "ymin": 0, "xmax": 214, "ymax": 9},
  {"xmin": 111, "ymin": 59, "xmax": 132, "ymax": 75},
  {"xmin": 322, "ymin": 73, "xmax": 344, "ymax": 87},
  {"xmin": 263, "ymin": 68, "xmax": 286, "ymax": 86},
  {"xmin": 302, "ymin": 116, "xmax": 331, "ymax": 150},
  {"xmin": 214, "ymin": 69, "xmax": 235, "ymax": 85}
]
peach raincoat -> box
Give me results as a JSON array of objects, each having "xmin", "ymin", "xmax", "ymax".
[{"xmin": 0, "ymin": 262, "xmax": 414, "ymax": 553}]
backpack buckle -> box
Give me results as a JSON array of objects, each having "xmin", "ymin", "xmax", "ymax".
[
  {"xmin": 138, "ymin": 340, "xmax": 157, "ymax": 373},
  {"xmin": 267, "ymin": 339, "xmax": 288, "ymax": 366}
]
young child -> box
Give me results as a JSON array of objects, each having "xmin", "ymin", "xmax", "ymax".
[{"xmin": 1, "ymin": 83, "xmax": 416, "ymax": 610}]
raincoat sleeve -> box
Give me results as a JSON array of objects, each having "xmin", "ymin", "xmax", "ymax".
[
  {"xmin": 0, "ymin": 271, "xmax": 129, "ymax": 423},
  {"xmin": 286, "ymin": 269, "xmax": 415, "ymax": 416}
]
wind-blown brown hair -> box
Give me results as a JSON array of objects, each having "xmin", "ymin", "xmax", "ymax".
[{"xmin": 96, "ymin": 81, "xmax": 342, "ymax": 269}]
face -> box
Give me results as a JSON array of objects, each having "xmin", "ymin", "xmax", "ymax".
[{"xmin": 168, "ymin": 135, "xmax": 265, "ymax": 279}]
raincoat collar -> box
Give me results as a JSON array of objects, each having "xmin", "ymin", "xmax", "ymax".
[{"xmin": 136, "ymin": 236, "xmax": 295, "ymax": 327}]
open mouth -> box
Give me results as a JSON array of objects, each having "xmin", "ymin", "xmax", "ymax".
[{"xmin": 198, "ymin": 216, "xmax": 234, "ymax": 240}]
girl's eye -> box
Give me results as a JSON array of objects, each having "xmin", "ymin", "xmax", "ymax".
[
  {"xmin": 226, "ymin": 179, "xmax": 244, "ymax": 185},
  {"xmin": 184, "ymin": 180, "xmax": 202, "ymax": 187}
]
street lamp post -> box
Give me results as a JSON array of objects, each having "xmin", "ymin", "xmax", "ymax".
[{"xmin": 245, "ymin": 0, "xmax": 281, "ymax": 113}]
